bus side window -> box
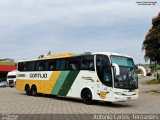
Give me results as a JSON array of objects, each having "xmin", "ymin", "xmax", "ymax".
[
  {"xmin": 68, "ymin": 57, "xmax": 80, "ymax": 70},
  {"xmin": 28, "ymin": 62, "xmax": 36, "ymax": 71},
  {"xmin": 89, "ymin": 61, "xmax": 94, "ymax": 71},
  {"xmin": 36, "ymin": 60, "xmax": 47, "ymax": 71},
  {"xmin": 56, "ymin": 59, "xmax": 66, "ymax": 71},
  {"xmin": 18, "ymin": 62, "xmax": 24, "ymax": 71},
  {"xmin": 81, "ymin": 58, "xmax": 88, "ymax": 70},
  {"xmin": 80, "ymin": 56, "xmax": 94, "ymax": 71},
  {"xmin": 48, "ymin": 60, "xmax": 56, "ymax": 71},
  {"xmin": 39, "ymin": 63, "xmax": 43, "ymax": 71},
  {"xmin": 23, "ymin": 62, "xmax": 29, "ymax": 71}
]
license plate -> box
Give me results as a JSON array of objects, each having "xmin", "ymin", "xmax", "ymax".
[{"xmin": 127, "ymin": 97, "xmax": 131, "ymax": 100}]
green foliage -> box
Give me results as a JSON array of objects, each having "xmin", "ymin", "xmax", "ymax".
[
  {"xmin": 149, "ymin": 65, "xmax": 155, "ymax": 73},
  {"xmin": 0, "ymin": 61, "xmax": 16, "ymax": 66},
  {"xmin": 145, "ymin": 79, "xmax": 160, "ymax": 85},
  {"xmin": 146, "ymin": 90, "xmax": 160, "ymax": 93},
  {"xmin": 157, "ymin": 73, "xmax": 160, "ymax": 81},
  {"xmin": 142, "ymin": 12, "xmax": 160, "ymax": 65}
]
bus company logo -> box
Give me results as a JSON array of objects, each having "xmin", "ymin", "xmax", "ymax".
[
  {"xmin": 82, "ymin": 76, "xmax": 94, "ymax": 82},
  {"xmin": 97, "ymin": 91, "xmax": 108, "ymax": 99},
  {"xmin": 1, "ymin": 114, "xmax": 18, "ymax": 120},
  {"xmin": 29, "ymin": 73, "xmax": 47, "ymax": 78}
]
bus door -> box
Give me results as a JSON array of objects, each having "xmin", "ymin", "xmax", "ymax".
[{"xmin": 96, "ymin": 55, "xmax": 113, "ymax": 98}]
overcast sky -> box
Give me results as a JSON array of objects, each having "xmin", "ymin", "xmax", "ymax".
[{"xmin": 0, "ymin": 0, "xmax": 159, "ymax": 63}]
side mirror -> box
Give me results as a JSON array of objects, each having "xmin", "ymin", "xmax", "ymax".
[{"xmin": 112, "ymin": 63, "xmax": 120, "ymax": 76}]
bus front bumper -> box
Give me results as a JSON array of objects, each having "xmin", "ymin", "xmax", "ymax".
[{"xmin": 113, "ymin": 94, "xmax": 138, "ymax": 102}]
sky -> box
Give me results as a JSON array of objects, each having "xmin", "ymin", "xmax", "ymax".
[{"xmin": 0, "ymin": 0, "xmax": 159, "ymax": 64}]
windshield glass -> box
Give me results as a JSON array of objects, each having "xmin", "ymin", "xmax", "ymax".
[{"xmin": 111, "ymin": 56, "xmax": 138, "ymax": 89}]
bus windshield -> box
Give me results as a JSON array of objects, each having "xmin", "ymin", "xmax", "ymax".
[
  {"xmin": 7, "ymin": 75, "xmax": 16, "ymax": 79},
  {"xmin": 111, "ymin": 56, "xmax": 138, "ymax": 90}
]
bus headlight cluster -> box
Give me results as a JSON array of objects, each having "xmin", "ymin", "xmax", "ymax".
[{"xmin": 114, "ymin": 92, "xmax": 124, "ymax": 95}]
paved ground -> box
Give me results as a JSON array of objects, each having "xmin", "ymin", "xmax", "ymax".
[{"xmin": 0, "ymin": 76, "xmax": 160, "ymax": 119}]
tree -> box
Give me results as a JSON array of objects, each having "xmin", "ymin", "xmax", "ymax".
[{"xmin": 142, "ymin": 12, "xmax": 160, "ymax": 70}]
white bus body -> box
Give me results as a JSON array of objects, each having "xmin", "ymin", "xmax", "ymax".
[{"xmin": 16, "ymin": 52, "xmax": 138, "ymax": 104}]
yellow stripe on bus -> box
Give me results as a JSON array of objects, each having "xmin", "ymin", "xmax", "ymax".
[
  {"xmin": 16, "ymin": 71, "xmax": 61, "ymax": 94},
  {"xmin": 48, "ymin": 71, "xmax": 61, "ymax": 93}
]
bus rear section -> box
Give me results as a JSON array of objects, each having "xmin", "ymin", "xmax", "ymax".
[{"xmin": 7, "ymin": 70, "xmax": 17, "ymax": 87}]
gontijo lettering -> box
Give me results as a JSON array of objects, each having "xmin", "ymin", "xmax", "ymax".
[{"xmin": 30, "ymin": 73, "xmax": 47, "ymax": 78}]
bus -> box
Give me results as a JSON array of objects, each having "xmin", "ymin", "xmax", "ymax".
[
  {"xmin": 16, "ymin": 52, "xmax": 138, "ymax": 104},
  {"xmin": 7, "ymin": 70, "xmax": 17, "ymax": 87}
]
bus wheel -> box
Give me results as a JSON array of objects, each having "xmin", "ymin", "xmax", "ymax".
[
  {"xmin": 25, "ymin": 84, "xmax": 31, "ymax": 96},
  {"xmin": 26, "ymin": 90, "xmax": 31, "ymax": 96},
  {"xmin": 31, "ymin": 85, "xmax": 37, "ymax": 96},
  {"xmin": 81, "ymin": 89, "xmax": 92, "ymax": 105}
]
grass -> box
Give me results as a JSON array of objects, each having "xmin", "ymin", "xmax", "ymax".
[
  {"xmin": 0, "ymin": 61, "xmax": 16, "ymax": 66},
  {"xmin": 145, "ymin": 79, "xmax": 160, "ymax": 85},
  {"xmin": 146, "ymin": 90, "xmax": 160, "ymax": 94}
]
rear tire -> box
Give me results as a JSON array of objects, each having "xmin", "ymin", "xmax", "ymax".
[
  {"xmin": 25, "ymin": 84, "xmax": 31, "ymax": 96},
  {"xmin": 31, "ymin": 85, "xmax": 38, "ymax": 96},
  {"xmin": 26, "ymin": 89, "xmax": 31, "ymax": 96},
  {"xmin": 81, "ymin": 89, "xmax": 92, "ymax": 105}
]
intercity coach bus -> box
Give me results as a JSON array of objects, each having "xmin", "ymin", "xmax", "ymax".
[{"xmin": 16, "ymin": 52, "xmax": 138, "ymax": 104}]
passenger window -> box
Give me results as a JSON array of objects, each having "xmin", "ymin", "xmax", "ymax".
[
  {"xmin": 18, "ymin": 62, "xmax": 24, "ymax": 71},
  {"xmin": 67, "ymin": 58, "xmax": 80, "ymax": 70},
  {"xmin": 48, "ymin": 60, "xmax": 56, "ymax": 71},
  {"xmin": 80, "ymin": 56, "xmax": 94, "ymax": 71},
  {"xmin": 56, "ymin": 59, "xmax": 66, "ymax": 70},
  {"xmin": 23, "ymin": 62, "xmax": 29, "ymax": 71},
  {"xmin": 36, "ymin": 61, "xmax": 48, "ymax": 71},
  {"xmin": 28, "ymin": 62, "xmax": 36, "ymax": 71}
]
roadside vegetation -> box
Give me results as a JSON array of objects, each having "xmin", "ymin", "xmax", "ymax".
[
  {"xmin": 146, "ymin": 90, "xmax": 160, "ymax": 94},
  {"xmin": 142, "ymin": 12, "xmax": 160, "ymax": 82},
  {"xmin": 145, "ymin": 79, "xmax": 160, "ymax": 85}
]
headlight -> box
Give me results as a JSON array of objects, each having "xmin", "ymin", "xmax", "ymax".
[
  {"xmin": 132, "ymin": 89, "xmax": 139, "ymax": 93},
  {"xmin": 114, "ymin": 92, "xmax": 124, "ymax": 95}
]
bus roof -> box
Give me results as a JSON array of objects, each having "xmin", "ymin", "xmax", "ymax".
[
  {"xmin": 18, "ymin": 51, "xmax": 132, "ymax": 63},
  {"xmin": 7, "ymin": 70, "xmax": 17, "ymax": 76},
  {"xmin": 92, "ymin": 52, "xmax": 132, "ymax": 58}
]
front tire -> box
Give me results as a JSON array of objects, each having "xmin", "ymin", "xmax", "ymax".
[{"xmin": 81, "ymin": 89, "xmax": 92, "ymax": 104}]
